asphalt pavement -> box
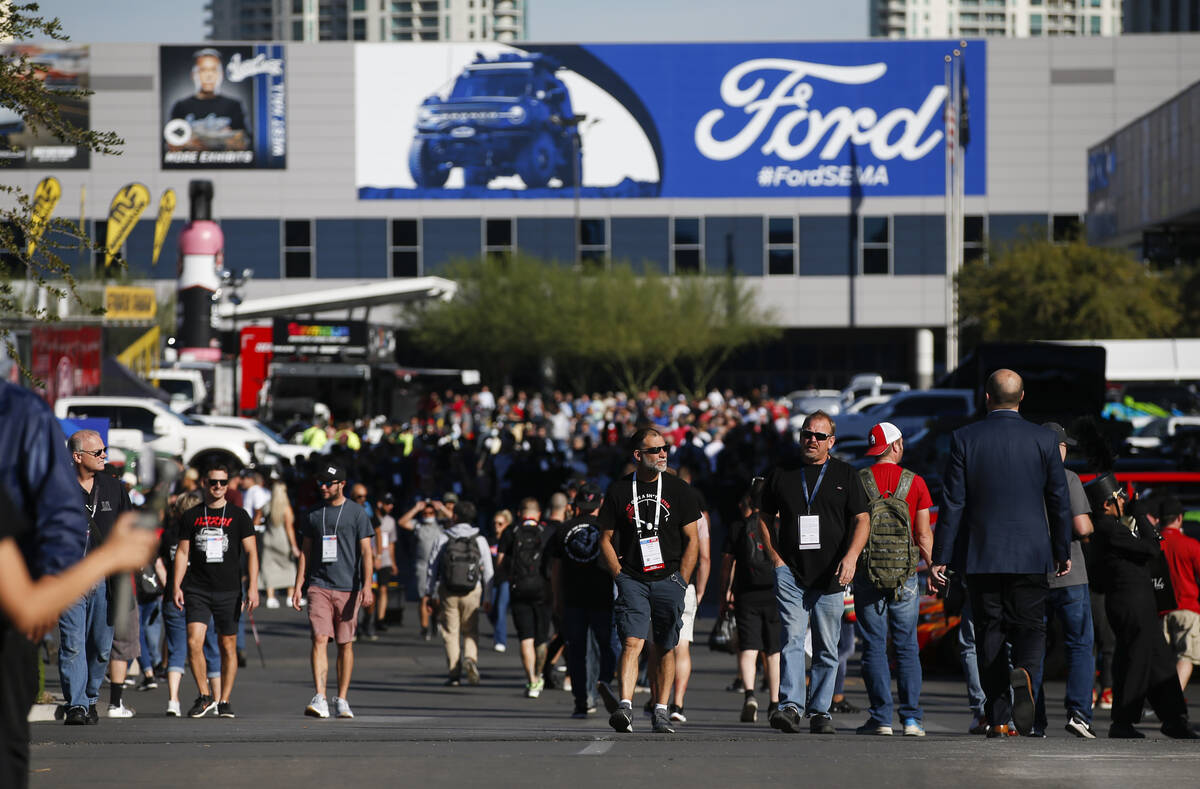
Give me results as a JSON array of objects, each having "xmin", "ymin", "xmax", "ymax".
[{"xmin": 30, "ymin": 602, "xmax": 1200, "ymax": 788}]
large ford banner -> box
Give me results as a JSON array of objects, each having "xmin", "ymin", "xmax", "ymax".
[{"xmin": 355, "ymin": 40, "xmax": 985, "ymax": 199}]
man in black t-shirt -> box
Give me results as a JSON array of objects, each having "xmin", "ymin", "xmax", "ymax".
[
  {"xmin": 167, "ymin": 48, "xmax": 249, "ymax": 152},
  {"xmin": 720, "ymin": 491, "xmax": 782, "ymax": 724},
  {"xmin": 759, "ymin": 411, "xmax": 870, "ymax": 735},
  {"xmin": 497, "ymin": 498, "xmax": 555, "ymax": 698},
  {"xmin": 172, "ymin": 465, "xmax": 258, "ymax": 719},
  {"xmin": 550, "ymin": 482, "xmax": 619, "ymax": 718},
  {"xmin": 597, "ymin": 427, "xmax": 701, "ymax": 735}
]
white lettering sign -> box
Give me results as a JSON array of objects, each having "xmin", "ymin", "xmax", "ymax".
[
  {"xmin": 694, "ymin": 59, "xmax": 947, "ymax": 164},
  {"xmin": 226, "ymin": 52, "xmax": 284, "ymax": 83}
]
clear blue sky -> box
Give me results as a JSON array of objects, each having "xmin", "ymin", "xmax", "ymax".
[{"xmin": 32, "ymin": 0, "xmax": 866, "ymax": 42}]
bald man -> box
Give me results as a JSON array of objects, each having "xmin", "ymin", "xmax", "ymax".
[{"xmin": 931, "ymin": 369, "xmax": 1072, "ymax": 738}]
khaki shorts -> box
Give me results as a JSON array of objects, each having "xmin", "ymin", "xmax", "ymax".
[
  {"xmin": 1163, "ymin": 609, "xmax": 1200, "ymax": 664},
  {"xmin": 307, "ymin": 586, "xmax": 362, "ymax": 645}
]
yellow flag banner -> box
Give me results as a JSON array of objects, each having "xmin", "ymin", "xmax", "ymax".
[
  {"xmin": 105, "ymin": 183, "xmax": 151, "ymax": 267},
  {"xmin": 152, "ymin": 188, "xmax": 176, "ymax": 266},
  {"xmin": 27, "ymin": 176, "xmax": 62, "ymax": 257},
  {"xmin": 116, "ymin": 326, "xmax": 160, "ymax": 380},
  {"xmin": 104, "ymin": 285, "xmax": 157, "ymax": 321}
]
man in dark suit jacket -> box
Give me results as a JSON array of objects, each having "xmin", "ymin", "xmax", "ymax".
[{"xmin": 931, "ymin": 369, "xmax": 1072, "ymax": 737}]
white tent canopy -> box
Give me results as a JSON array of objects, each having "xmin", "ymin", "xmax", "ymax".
[
  {"xmin": 215, "ymin": 276, "xmax": 457, "ymax": 320},
  {"xmin": 1054, "ymin": 339, "xmax": 1200, "ymax": 382}
]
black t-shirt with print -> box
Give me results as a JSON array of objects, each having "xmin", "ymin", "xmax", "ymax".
[
  {"xmin": 550, "ymin": 514, "xmax": 614, "ymax": 609},
  {"xmin": 760, "ymin": 456, "xmax": 870, "ymax": 594},
  {"xmin": 178, "ymin": 502, "xmax": 254, "ymax": 594},
  {"xmin": 598, "ymin": 472, "xmax": 702, "ymax": 583}
]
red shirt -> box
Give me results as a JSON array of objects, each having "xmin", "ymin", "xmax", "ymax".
[
  {"xmin": 867, "ymin": 462, "xmax": 932, "ymax": 544},
  {"xmin": 1161, "ymin": 528, "xmax": 1200, "ymax": 614}
]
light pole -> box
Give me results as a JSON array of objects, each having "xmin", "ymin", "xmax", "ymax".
[{"xmin": 219, "ymin": 267, "xmax": 252, "ymax": 415}]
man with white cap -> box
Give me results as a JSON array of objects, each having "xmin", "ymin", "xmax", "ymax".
[{"xmin": 853, "ymin": 422, "xmax": 933, "ymax": 737}]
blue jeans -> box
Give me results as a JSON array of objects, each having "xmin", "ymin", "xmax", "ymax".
[
  {"xmin": 775, "ymin": 565, "xmax": 843, "ymax": 717},
  {"xmin": 1035, "ymin": 583, "xmax": 1095, "ymax": 727},
  {"xmin": 563, "ymin": 605, "xmax": 619, "ymax": 710},
  {"xmin": 58, "ymin": 581, "xmax": 113, "ymax": 708},
  {"xmin": 137, "ymin": 599, "xmax": 164, "ymax": 672},
  {"xmin": 834, "ymin": 618, "xmax": 855, "ymax": 696},
  {"xmin": 162, "ymin": 597, "xmax": 221, "ymax": 678},
  {"xmin": 855, "ymin": 574, "xmax": 923, "ymax": 724},
  {"xmin": 489, "ymin": 581, "xmax": 510, "ymax": 647},
  {"xmin": 957, "ymin": 592, "xmax": 986, "ymax": 717}
]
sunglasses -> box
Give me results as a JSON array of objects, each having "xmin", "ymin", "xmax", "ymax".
[
  {"xmin": 318, "ymin": 480, "xmax": 343, "ymax": 488},
  {"xmin": 77, "ymin": 447, "xmax": 107, "ymax": 458},
  {"xmin": 800, "ymin": 430, "xmax": 833, "ymax": 442},
  {"xmin": 638, "ymin": 445, "xmax": 668, "ymax": 455},
  {"xmin": 206, "ymin": 479, "xmax": 229, "ymax": 488}
]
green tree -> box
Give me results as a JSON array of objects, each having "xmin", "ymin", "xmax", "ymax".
[
  {"xmin": 956, "ymin": 237, "xmax": 1178, "ymax": 349},
  {"xmin": 1, "ymin": 3, "xmax": 124, "ymax": 369}
]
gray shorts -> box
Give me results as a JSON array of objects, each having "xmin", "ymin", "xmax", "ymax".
[{"xmin": 614, "ymin": 571, "xmax": 688, "ymax": 650}]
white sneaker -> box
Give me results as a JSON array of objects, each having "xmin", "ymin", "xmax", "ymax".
[
  {"xmin": 266, "ymin": 597, "xmax": 281, "ymax": 609},
  {"xmin": 107, "ymin": 702, "xmax": 135, "ymax": 718},
  {"xmin": 334, "ymin": 697, "xmax": 354, "ymax": 719},
  {"xmin": 305, "ymin": 694, "xmax": 330, "ymax": 719},
  {"xmin": 166, "ymin": 700, "xmax": 181, "ymax": 717},
  {"xmin": 298, "ymin": 597, "xmax": 307, "ymax": 608},
  {"xmin": 493, "ymin": 643, "xmax": 507, "ymax": 653}
]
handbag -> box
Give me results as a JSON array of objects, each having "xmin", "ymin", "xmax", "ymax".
[
  {"xmin": 135, "ymin": 563, "xmax": 163, "ymax": 604},
  {"xmin": 708, "ymin": 608, "xmax": 738, "ymax": 653}
]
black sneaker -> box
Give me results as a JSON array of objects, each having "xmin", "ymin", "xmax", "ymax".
[
  {"xmin": 769, "ymin": 705, "xmax": 803, "ymax": 733},
  {"xmin": 830, "ymin": 698, "xmax": 860, "ymax": 714},
  {"xmin": 137, "ymin": 675, "xmax": 158, "ymax": 692},
  {"xmin": 596, "ymin": 682, "xmax": 620, "ymax": 714},
  {"xmin": 1009, "ymin": 668, "xmax": 1035, "ymax": 736},
  {"xmin": 237, "ymin": 649, "xmax": 247, "ymax": 668},
  {"xmin": 188, "ymin": 695, "xmax": 217, "ymax": 718},
  {"xmin": 810, "ymin": 714, "xmax": 836, "ymax": 734},
  {"xmin": 1108, "ymin": 722, "xmax": 1145, "ymax": 739},
  {"xmin": 1161, "ymin": 718, "xmax": 1200, "ymax": 739},
  {"xmin": 767, "ymin": 702, "xmax": 779, "ymax": 719},
  {"xmin": 1065, "ymin": 713, "xmax": 1097, "ymax": 739},
  {"xmin": 740, "ymin": 695, "xmax": 759, "ymax": 723},
  {"xmin": 87, "ymin": 704, "xmax": 99, "ymax": 725},
  {"xmin": 571, "ymin": 704, "xmax": 590, "ymax": 719},
  {"xmin": 609, "ymin": 706, "xmax": 634, "ymax": 733},
  {"xmin": 725, "ymin": 677, "xmax": 745, "ymax": 693},
  {"xmin": 217, "ymin": 702, "xmax": 235, "ymax": 718},
  {"xmin": 651, "ymin": 707, "xmax": 675, "ymax": 734},
  {"xmin": 64, "ymin": 705, "xmax": 89, "ymax": 726}
]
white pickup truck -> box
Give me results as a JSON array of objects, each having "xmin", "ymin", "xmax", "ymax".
[{"xmin": 55, "ymin": 396, "xmax": 264, "ymax": 470}]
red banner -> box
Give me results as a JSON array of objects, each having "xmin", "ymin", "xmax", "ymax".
[
  {"xmin": 239, "ymin": 326, "xmax": 273, "ymax": 414},
  {"xmin": 31, "ymin": 325, "xmax": 102, "ymax": 404}
]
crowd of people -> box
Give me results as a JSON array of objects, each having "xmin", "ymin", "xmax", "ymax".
[{"xmin": 6, "ymin": 370, "xmax": 1200, "ymax": 785}]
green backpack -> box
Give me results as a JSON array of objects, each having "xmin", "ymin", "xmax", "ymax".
[{"xmin": 858, "ymin": 468, "xmax": 919, "ymax": 600}]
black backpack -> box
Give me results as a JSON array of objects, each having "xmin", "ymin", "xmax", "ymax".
[
  {"xmin": 738, "ymin": 519, "xmax": 776, "ymax": 589},
  {"xmin": 441, "ymin": 535, "xmax": 482, "ymax": 595},
  {"xmin": 508, "ymin": 521, "xmax": 546, "ymax": 599},
  {"xmin": 859, "ymin": 468, "xmax": 919, "ymax": 600}
]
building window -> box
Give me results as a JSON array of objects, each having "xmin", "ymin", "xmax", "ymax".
[
  {"xmin": 293, "ymin": 0, "xmax": 304, "ymax": 12},
  {"xmin": 861, "ymin": 215, "xmax": 891, "ymax": 275},
  {"xmin": 484, "ymin": 218, "xmax": 514, "ymax": 260},
  {"xmin": 353, "ymin": 0, "xmax": 366, "ymax": 9},
  {"xmin": 1089, "ymin": 15, "xmax": 1101, "ymax": 33},
  {"xmin": 284, "ymin": 219, "xmax": 313, "ymax": 278},
  {"xmin": 672, "ymin": 217, "xmax": 702, "ymax": 274},
  {"xmin": 578, "ymin": 217, "xmax": 607, "ymax": 268},
  {"xmin": 92, "ymin": 219, "xmax": 109, "ymax": 273},
  {"xmin": 1052, "ymin": 214, "xmax": 1081, "ymax": 243},
  {"xmin": 292, "ymin": 19, "xmax": 304, "ymax": 38},
  {"xmin": 390, "ymin": 219, "xmax": 420, "ymax": 277},
  {"xmin": 766, "ymin": 216, "xmax": 796, "ymax": 276},
  {"xmin": 353, "ymin": 18, "xmax": 367, "ymax": 38},
  {"xmin": 963, "ymin": 214, "xmax": 986, "ymax": 265}
]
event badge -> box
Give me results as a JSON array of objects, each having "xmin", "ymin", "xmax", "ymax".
[
  {"xmin": 639, "ymin": 536, "xmax": 665, "ymax": 572},
  {"xmin": 797, "ymin": 515, "xmax": 820, "ymax": 551},
  {"xmin": 322, "ymin": 534, "xmax": 338, "ymax": 563},
  {"xmin": 381, "ymin": 531, "xmax": 389, "ymax": 549},
  {"xmin": 205, "ymin": 533, "xmax": 223, "ymax": 563}
]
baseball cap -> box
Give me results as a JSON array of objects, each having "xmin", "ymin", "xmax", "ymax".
[
  {"xmin": 866, "ymin": 422, "xmax": 902, "ymax": 456},
  {"xmin": 1042, "ymin": 422, "xmax": 1077, "ymax": 447},
  {"xmin": 315, "ymin": 461, "xmax": 346, "ymax": 484},
  {"xmin": 379, "ymin": 492, "xmax": 395, "ymax": 504},
  {"xmin": 575, "ymin": 481, "xmax": 602, "ymax": 509},
  {"xmin": 443, "ymin": 492, "xmax": 460, "ymax": 504},
  {"xmin": 1159, "ymin": 496, "xmax": 1184, "ymax": 521}
]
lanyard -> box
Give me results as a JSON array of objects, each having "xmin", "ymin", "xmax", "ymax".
[
  {"xmin": 322, "ymin": 503, "xmax": 345, "ymax": 537},
  {"xmin": 800, "ymin": 463, "xmax": 828, "ymax": 516},
  {"xmin": 631, "ymin": 474, "xmax": 663, "ymax": 535},
  {"xmin": 206, "ymin": 503, "xmax": 228, "ymax": 526}
]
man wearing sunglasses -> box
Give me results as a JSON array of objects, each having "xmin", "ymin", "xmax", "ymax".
[
  {"xmin": 173, "ymin": 465, "xmax": 258, "ymax": 719},
  {"xmin": 58, "ymin": 431, "xmax": 132, "ymax": 726},
  {"xmin": 596, "ymin": 427, "xmax": 702, "ymax": 735},
  {"xmin": 758, "ymin": 411, "xmax": 870, "ymax": 735}
]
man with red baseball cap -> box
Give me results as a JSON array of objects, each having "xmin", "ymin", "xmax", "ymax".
[{"xmin": 854, "ymin": 422, "xmax": 933, "ymax": 737}]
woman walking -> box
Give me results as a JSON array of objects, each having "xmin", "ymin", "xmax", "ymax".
[{"xmin": 260, "ymin": 481, "xmax": 299, "ymax": 608}]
